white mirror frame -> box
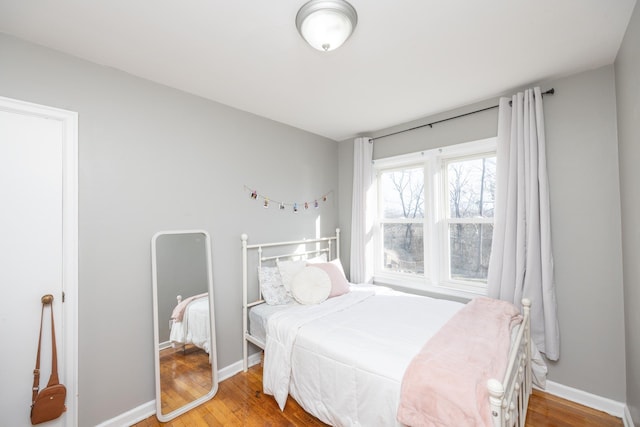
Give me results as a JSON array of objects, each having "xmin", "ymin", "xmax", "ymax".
[{"xmin": 151, "ymin": 229, "xmax": 218, "ymax": 422}]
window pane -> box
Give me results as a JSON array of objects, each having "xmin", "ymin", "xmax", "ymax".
[
  {"xmin": 448, "ymin": 156, "xmax": 495, "ymax": 218},
  {"xmin": 449, "ymin": 223, "xmax": 493, "ymax": 282},
  {"xmin": 382, "ymin": 223, "xmax": 424, "ymax": 275},
  {"xmin": 380, "ymin": 168, "xmax": 424, "ymax": 219}
]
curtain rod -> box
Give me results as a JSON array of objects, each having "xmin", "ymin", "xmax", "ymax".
[{"xmin": 371, "ymin": 88, "xmax": 555, "ymax": 142}]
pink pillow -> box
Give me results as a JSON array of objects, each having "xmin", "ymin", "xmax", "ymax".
[{"xmin": 310, "ymin": 262, "xmax": 350, "ymax": 297}]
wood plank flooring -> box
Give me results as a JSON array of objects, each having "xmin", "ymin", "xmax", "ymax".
[
  {"xmin": 158, "ymin": 345, "xmax": 213, "ymax": 415},
  {"xmin": 526, "ymin": 389, "xmax": 623, "ymax": 427},
  {"xmin": 134, "ymin": 363, "xmax": 623, "ymax": 426}
]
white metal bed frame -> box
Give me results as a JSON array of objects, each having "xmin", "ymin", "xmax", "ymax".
[{"xmin": 240, "ymin": 229, "xmax": 532, "ymax": 427}]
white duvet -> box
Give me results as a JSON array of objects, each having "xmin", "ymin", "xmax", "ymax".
[
  {"xmin": 263, "ymin": 285, "xmax": 464, "ymax": 426},
  {"xmin": 169, "ymin": 297, "xmax": 211, "ymax": 354}
]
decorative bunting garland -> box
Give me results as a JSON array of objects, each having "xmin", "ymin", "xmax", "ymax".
[{"xmin": 244, "ymin": 185, "xmax": 330, "ymax": 213}]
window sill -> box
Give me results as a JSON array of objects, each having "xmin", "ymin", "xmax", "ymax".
[{"xmin": 372, "ymin": 274, "xmax": 486, "ymax": 303}]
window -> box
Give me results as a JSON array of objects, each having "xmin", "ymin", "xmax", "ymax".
[
  {"xmin": 444, "ymin": 155, "xmax": 495, "ymax": 285},
  {"xmin": 373, "ymin": 138, "xmax": 496, "ymax": 296},
  {"xmin": 378, "ymin": 166, "xmax": 425, "ymax": 275}
]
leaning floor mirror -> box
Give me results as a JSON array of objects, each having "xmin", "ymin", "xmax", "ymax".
[{"xmin": 151, "ymin": 230, "xmax": 218, "ymax": 421}]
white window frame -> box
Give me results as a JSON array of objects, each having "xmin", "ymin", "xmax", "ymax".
[
  {"xmin": 372, "ymin": 138, "xmax": 496, "ymax": 299},
  {"xmin": 376, "ymin": 162, "xmax": 427, "ymax": 279}
]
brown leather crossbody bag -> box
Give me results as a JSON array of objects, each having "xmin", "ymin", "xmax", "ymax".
[{"xmin": 30, "ymin": 295, "xmax": 66, "ymax": 425}]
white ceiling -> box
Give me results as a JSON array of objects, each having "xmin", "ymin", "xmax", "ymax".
[{"xmin": 0, "ymin": 1, "xmax": 636, "ymax": 141}]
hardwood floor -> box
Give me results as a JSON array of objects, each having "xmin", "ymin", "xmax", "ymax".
[
  {"xmin": 158, "ymin": 345, "xmax": 213, "ymax": 415},
  {"xmin": 134, "ymin": 363, "xmax": 623, "ymax": 426},
  {"xmin": 526, "ymin": 389, "xmax": 623, "ymax": 427}
]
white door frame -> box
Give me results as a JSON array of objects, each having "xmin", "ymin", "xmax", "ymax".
[{"xmin": 0, "ymin": 96, "xmax": 78, "ymax": 426}]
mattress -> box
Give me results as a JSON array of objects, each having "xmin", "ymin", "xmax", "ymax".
[{"xmin": 249, "ymin": 301, "xmax": 296, "ymax": 345}]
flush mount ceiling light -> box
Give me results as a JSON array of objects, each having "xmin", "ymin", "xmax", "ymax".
[{"xmin": 296, "ymin": 0, "xmax": 358, "ymax": 52}]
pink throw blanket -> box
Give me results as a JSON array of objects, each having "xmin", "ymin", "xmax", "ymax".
[
  {"xmin": 397, "ymin": 297, "xmax": 522, "ymax": 427},
  {"xmin": 170, "ymin": 293, "xmax": 208, "ymax": 322}
]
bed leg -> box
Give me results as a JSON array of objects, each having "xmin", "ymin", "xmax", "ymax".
[
  {"xmin": 242, "ymin": 233, "xmax": 249, "ymax": 372},
  {"xmin": 488, "ymin": 379, "xmax": 505, "ymax": 427},
  {"xmin": 243, "ymin": 336, "xmax": 248, "ymax": 372}
]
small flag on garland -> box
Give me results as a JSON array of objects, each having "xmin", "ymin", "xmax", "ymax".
[{"xmin": 244, "ymin": 185, "xmax": 331, "ymax": 213}]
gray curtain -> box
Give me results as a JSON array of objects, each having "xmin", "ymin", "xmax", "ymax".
[
  {"xmin": 487, "ymin": 87, "xmax": 560, "ymax": 361},
  {"xmin": 350, "ymin": 137, "xmax": 373, "ymax": 284}
]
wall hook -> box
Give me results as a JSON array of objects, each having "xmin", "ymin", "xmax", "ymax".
[{"xmin": 41, "ymin": 294, "xmax": 54, "ymax": 305}]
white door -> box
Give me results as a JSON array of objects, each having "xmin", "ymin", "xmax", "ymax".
[{"xmin": 0, "ymin": 97, "xmax": 77, "ymax": 427}]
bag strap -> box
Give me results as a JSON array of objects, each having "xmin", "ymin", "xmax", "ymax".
[
  {"xmin": 31, "ymin": 303, "xmax": 45, "ymax": 405},
  {"xmin": 46, "ymin": 301, "xmax": 60, "ymax": 387},
  {"xmin": 31, "ymin": 295, "xmax": 60, "ymax": 405}
]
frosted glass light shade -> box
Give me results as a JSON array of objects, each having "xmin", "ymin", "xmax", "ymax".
[{"xmin": 296, "ymin": 0, "xmax": 358, "ymax": 52}]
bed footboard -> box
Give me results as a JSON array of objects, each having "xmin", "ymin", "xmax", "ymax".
[{"xmin": 488, "ymin": 299, "xmax": 532, "ymax": 427}]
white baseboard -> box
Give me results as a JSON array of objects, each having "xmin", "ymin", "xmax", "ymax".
[
  {"xmin": 218, "ymin": 352, "xmax": 262, "ymax": 382},
  {"xmin": 624, "ymin": 405, "xmax": 636, "ymax": 427},
  {"xmin": 96, "ymin": 352, "xmax": 263, "ymax": 427},
  {"xmin": 95, "ymin": 400, "xmax": 155, "ymax": 427},
  {"xmin": 542, "ymin": 380, "xmax": 635, "ymax": 427}
]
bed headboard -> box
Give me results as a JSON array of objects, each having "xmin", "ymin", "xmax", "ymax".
[{"xmin": 240, "ymin": 228, "xmax": 340, "ymax": 371}]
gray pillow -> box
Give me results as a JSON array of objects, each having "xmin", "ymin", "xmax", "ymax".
[{"xmin": 258, "ymin": 266, "xmax": 292, "ymax": 305}]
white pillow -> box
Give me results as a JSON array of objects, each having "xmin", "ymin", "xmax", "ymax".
[
  {"xmin": 306, "ymin": 253, "xmax": 328, "ymax": 264},
  {"xmin": 291, "ymin": 266, "xmax": 331, "ymax": 305},
  {"xmin": 276, "ymin": 258, "xmax": 306, "ymax": 292},
  {"xmin": 258, "ymin": 266, "xmax": 292, "ymax": 305}
]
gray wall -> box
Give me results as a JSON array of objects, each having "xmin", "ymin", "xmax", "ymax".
[
  {"xmin": 0, "ymin": 34, "xmax": 339, "ymax": 426},
  {"xmin": 615, "ymin": 1, "xmax": 640, "ymax": 423},
  {"xmin": 339, "ymin": 65, "xmax": 627, "ymax": 401}
]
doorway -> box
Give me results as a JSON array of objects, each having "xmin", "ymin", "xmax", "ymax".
[{"xmin": 0, "ymin": 96, "xmax": 78, "ymax": 426}]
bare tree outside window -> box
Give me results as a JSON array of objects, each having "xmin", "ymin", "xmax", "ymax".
[
  {"xmin": 380, "ymin": 168, "xmax": 424, "ymax": 275},
  {"xmin": 447, "ymin": 156, "xmax": 496, "ymax": 282}
]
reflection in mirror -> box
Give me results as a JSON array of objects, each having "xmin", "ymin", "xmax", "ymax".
[{"xmin": 151, "ymin": 230, "xmax": 218, "ymax": 422}]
